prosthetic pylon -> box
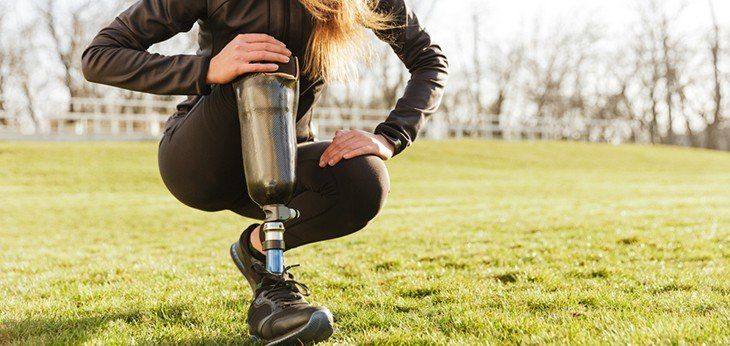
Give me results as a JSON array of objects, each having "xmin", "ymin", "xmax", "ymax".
[{"xmin": 233, "ymin": 58, "xmax": 300, "ymax": 274}]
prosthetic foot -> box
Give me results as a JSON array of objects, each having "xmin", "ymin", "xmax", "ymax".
[
  {"xmin": 232, "ymin": 58, "xmax": 333, "ymax": 345},
  {"xmin": 247, "ymin": 264, "xmax": 333, "ymax": 345}
]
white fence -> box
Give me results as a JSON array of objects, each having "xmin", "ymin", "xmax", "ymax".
[
  {"xmin": 0, "ymin": 96, "xmax": 640, "ymax": 143},
  {"xmin": 0, "ymin": 96, "xmax": 172, "ymax": 140},
  {"xmin": 49, "ymin": 97, "xmax": 170, "ymax": 137}
]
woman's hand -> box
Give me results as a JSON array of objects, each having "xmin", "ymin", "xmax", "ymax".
[
  {"xmin": 206, "ymin": 34, "xmax": 291, "ymax": 85},
  {"xmin": 319, "ymin": 129, "xmax": 395, "ymax": 168}
]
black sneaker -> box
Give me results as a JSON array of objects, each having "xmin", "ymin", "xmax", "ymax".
[
  {"xmin": 247, "ymin": 264, "xmax": 334, "ymax": 345},
  {"xmin": 230, "ymin": 224, "xmax": 264, "ymax": 295}
]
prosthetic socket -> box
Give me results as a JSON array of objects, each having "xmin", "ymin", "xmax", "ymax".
[{"xmin": 234, "ymin": 59, "xmax": 301, "ymax": 274}]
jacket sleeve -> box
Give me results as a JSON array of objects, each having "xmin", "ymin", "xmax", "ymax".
[
  {"xmin": 372, "ymin": 0, "xmax": 449, "ymax": 156},
  {"xmin": 81, "ymin": 0, "xmax": 210, "ymax": 95}
]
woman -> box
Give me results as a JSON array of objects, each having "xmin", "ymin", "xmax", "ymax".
[{"xmin": 82, "ymin": 0, "xmax": 447, "ymax": 344}]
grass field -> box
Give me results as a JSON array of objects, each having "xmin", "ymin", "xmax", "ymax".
[{"xmin": 1, "ymin": 140, "xmax": 729, "ymax": 345}]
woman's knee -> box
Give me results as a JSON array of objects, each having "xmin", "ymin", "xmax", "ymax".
[
  {"xmin": 160, "ymin": 170, "xmax": 236, "ymax": 212},
  {"xmin": 334, "ymin": 154, "xmax": 390, "ymax": 225},
  {"xmin": 158, "ymin": 147, "xmax": 243, "ymax": 212}
]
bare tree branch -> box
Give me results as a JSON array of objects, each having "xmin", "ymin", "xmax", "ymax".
[{"xmin": 706, "ymin": 0, "xmax": 723, "ymax": 149}]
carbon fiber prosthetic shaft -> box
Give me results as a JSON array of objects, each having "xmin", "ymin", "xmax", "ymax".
[{"xmin": 233, "ymin": 61, "xmax": 300, "ymax": 274}]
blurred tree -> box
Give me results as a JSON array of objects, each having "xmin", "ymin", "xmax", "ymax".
[
  {"xmin": 0, "ymin": 9, "xmax": 6, "ymax": 127},
  {"xmin": 629, "ymin": 1, "xmax": 681, "ymax": 144},
  {"xmin": 0, "ymin": 0, "xmax": 726, "ymax": 149},
  {"xmin": 7, "ymin": 24, "xmax": 43, "ymax": 131},
  {"xmin": 706, "ymin": 0, "xmax": 724, "ymax": 149},
  {"xmin": 38, "ymin": 0, "xmax": 101, "ymax": 113}
]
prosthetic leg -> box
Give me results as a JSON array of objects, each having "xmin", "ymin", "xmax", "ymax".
[
  {"xmin": 232, "ymin": 59, "xmax": 334, "ymax": 345},
  {"xmin": 233, "ymin": 59, "xmax": 300, "ymax": 274}
]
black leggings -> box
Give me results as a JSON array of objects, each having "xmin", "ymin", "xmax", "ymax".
[{"xmin": 158, "ymin": 83, "xmax": 390, "ymax": 250}]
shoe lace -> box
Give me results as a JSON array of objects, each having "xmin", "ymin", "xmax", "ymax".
[{"xmin": 253, "ymin": 264, "xmax": 312, "ymax": 307}]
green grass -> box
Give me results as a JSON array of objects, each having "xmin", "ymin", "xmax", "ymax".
[{"xmin": 1, "ymin": 140, "xmax": 729, "ymax": 345}]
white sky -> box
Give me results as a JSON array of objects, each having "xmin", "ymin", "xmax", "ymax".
[
  {"xmin": 6, "ymin": 0, "xmax": 729, "ymax": 54},
  {"xmin": 428, "ymin": 0, "xmax": 730, "ymax": 35},
  {"xmin": 3, "ymin": 0, "xmax": 729, "ymax": 105},
  {"xmin": 422, "ymin": 0, "xmax": 730, "ymax": 67}
]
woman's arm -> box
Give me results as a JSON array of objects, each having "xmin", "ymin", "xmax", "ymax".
[
  {"xmin": 319, "ymin": 0, "xmax": 448, "ymax": 166},
  {"xmin": 81, "ymin": 0, "xmax": 211, "ymax": 95},
  {"xmin": 372, "ymin": 0, "xmax": 449, "ymax": 156},
  {"xmin": 83, "ymin": 0, "xmax": 290, "ymax": 95}
]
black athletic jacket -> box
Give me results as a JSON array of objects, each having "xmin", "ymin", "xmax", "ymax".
[{"xmin": 81, "ymin": 0, "xmax": 448, "ymax": 156}]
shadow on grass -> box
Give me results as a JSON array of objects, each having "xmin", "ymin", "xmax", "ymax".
[{"xmin": 0, "ymin": 302, "xmax": 257, "ymax": 345}]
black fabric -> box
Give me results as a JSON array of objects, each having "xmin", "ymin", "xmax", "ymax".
[{"xmin": 158, "ymin": 83, "xmax": 391, "ymax": 250}]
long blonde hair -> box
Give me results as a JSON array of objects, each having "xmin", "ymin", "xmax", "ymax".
[{"xmin": 298, "ymin": 0, "xmax": 396, "ymax": 81}]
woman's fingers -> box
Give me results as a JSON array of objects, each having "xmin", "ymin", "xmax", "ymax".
[
  {"xmin": 332, "ymin": 129, "xmax": 356, "ymax": 144},
  {"xmin": 319, "ymin": 130, "xmax": 353, "ymax": 166},
  {"xmin": 326, "ymin": 137, "xmax": 372, "ymax": 165},
  {"xmin": 237, "ymin": 33, "xmax": 286, "ymax": 47},
  {"xmin": 242, "ymin": 51, "xmax": 290, "ymax": 64},
  {"xmin": 342, "ymin": 145, "xmax": 377, "ymax": 160},
  {"xmin": 319, "ymin": 129, "xmax": 393, "ymax": 167},
  {"xmin": 208, "ymin": 33, "xmax": 290, "ymax": 84},
  {"xmin": 239, "ymin": 42, "xmax": 292, "ymax": 56},
  {"xmin": 238, "ymin": 63, "xmax": 280, "ymax": 74},
  {"xmin": 327, "ymin": 133, "xmax": 363, "ymax": 158}
]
